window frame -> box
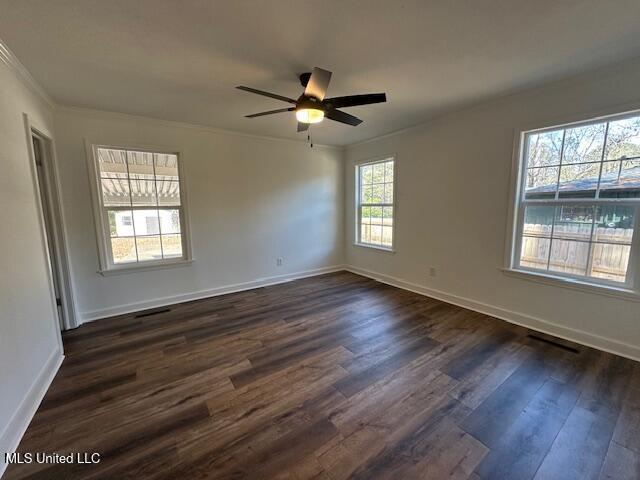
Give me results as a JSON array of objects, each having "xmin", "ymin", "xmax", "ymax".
[
  {"xmin": 86, "ymin": 142, "xmax": 193, "ymax": 275},
  {"xmin": 506, "ymin": 109, "xmax": 640, "ymax": 295},
  {"xmin": 355, "ymin": 155, "xmax": 397, "ymax": 252}
]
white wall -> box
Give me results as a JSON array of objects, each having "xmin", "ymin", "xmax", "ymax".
[
  {"xmin": 0, "ymin": 54, "xmax": 63, "ymax": 472},
  {"xmin": 53, "ymin": 108, "xmax": 344, "ymax": 321},
  {"xmin": 345, "ymin": 59, "xmax": 640, "ymax": 360}
]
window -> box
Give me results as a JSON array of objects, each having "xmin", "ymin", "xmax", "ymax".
[
  {"xmin": 356, "ymin": 157, "xmax": 395, "ymax": 249},
  {"xmin": 90, "ymin": 146, "xmax": 189, "ymax": 272},
  {"xmin": 511, "ymin": 111, "xmax": 640, "ymax": 289}
]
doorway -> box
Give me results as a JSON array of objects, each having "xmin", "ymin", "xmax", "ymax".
[{"xmin": 29, "ymin": 126, "xmax": 77, "ymax": 330}]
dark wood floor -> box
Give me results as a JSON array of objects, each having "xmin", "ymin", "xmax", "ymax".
[{"xmin": 6, "ymin": 271, "xmax": 640, "ymax": 479}]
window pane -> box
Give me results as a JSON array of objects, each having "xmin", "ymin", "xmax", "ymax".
[
  {"xmin": 553, "ymin": 206, "xmax": 593, "ymax": 242},
  {"xmin": 370, "ymin": 206, "xmax": 383, "ymax": 226},
  {"xmin": 589, "ymin": 243, "xmax": 631, "ymax": 283},
  {"xmin": 371, "ymin": 225, "xmax": 383, "ymax": 244},
  {"xmin": 129, "ymin": 179, "xmax": 158, "ymax": 206},
  {"xmin": 136, "ymin": 236, "xmax": 163, "ymax": 261},
  {"xmin": 160, "ymin": 209, "xmax": 181, "ymax": 234},
  {"xmin": 382, "ymin": 227, "xmax": 393, "ymax": 247},
  {"xmin": 382, "ymin": 206, "xmax": 393, "ymax": 226},
  {"xmin": 524, "ymin": 167, "xmax": 558, "ymax": 199},
  {"xmin": 372, "ymin": 163, "xmax": 385, "ymax": 183},
  {"xmin": 108, "ymin": 209, "xmax": 134, "ymax": 237},
  {"xmin": 157, "ymin": 181, "xmax": 181, "ymax": 206},
  {"xmin": 133, "ymin": 209, "xmax": 160, "ymax": 235},
  {"xmin": 605, "ymin": 116, "xmax": 640, "ymax": 160},
  {"xmin": 111, "ymin": 237, "xmax": 137, "ymax": 264},
  {"xmin": 154, "ymin": 153, "xmax": 179, "ymax": 181},
  {"xmin": 358, "ymin": 159, "xmax": 394, "ymax": 247},
  {"xmin": 98, "ymin": 148, "xmax": 128, "ymax": 179},
  {"xmin": 101, "ymin": 178, "xmax": 131, "ymax": 206},
  {"xmin": 527, "ymin": 130, "xmax": 563, "ymax": 167},
  {"xmin": 520, "ymin": 236, "xmax": 550, "ymax": 270},
  {"xmin": 360, "ymin": 205, "xmax": 371, "ymax": 244},
  {"xmin": 562, "ymin": 123, "xmax": 605, "ymax": 164},
  {"xmin": 98, "ymin": 147, "xmax": 185, "ymax": 268},
  {"xmin": 369, "ymin": 184, "xmax": 383, "ymax": 203},
  {"xmin": 127, "ymin": 151, "xmax": 154, "ymax": 179},
  {"xmin": 383, "ymin": 183, "xmax": 394, "ymax": 203},
  {"xmin": 361, "ymin": 206, "xmax": 371, "ymax": 224},
  {"xmin": 523, "ymin": 205, "xmax": 554, "ymax": 237},
  {"xmin": 161, "ymin": 234, "xmax": 183, "ymax": 258},
  {"xmin": 361, "ymin": 185, "xmax": 373, "ymax": 203},
  {"xmin": 599, "ymin": 159, "xmax": 640, "ymax": 199},
  {"xmin": 384, "ymin": 161, "xmax": 394, "ymax": 181},
  {"xmin": 593, "ymin": 206, "xmax": 634, "ymax": 244},
  {"xmin": 518, "ymin": 116, "xmax": 640, "ymax": 287},
  {"xmin": 360, "ymin": 165, "xmax": 373, "ymax": 185},
  {"xmin": 558, "ymin": 163, "xmax": 599, "ymax": 198},
  {"xmin": 360, "ymin": 223, "xmax": 371, "ymax": 244},
  {"xmin": 548, "ymin": 239, "xmax": 589, "ymax": 276}
]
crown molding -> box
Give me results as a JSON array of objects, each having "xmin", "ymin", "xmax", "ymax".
[
  {"xmin": 55, "ymin": 105, "xmax": 344, "ymax": 150},
  {"xmin": 0, "ymin": 35, "xmax": 342, "ymax": 149},
  {"xmin": 0, "ymin": 37, "xmax": 56, "ymax": 109},
  {"xmin": 347, "ymin": 55, "xmax": 640, "ymax": 149}
]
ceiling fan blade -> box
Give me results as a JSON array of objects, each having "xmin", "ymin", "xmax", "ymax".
[
  {"xmin": 304, "ymin": 67, "xmax": 332, "ymax": 100},
  {"xmin": 325, "ymin": 109, "xmax": 363, "ymax": 126},
  {"xmin": 323, "ymin": 93, "xmax": 386, "ymax": 109},
  {"xmin": 236, "ymin": 86, "xmax": 296, "ymax": 104},
  {"xmin": 245, "ymin": 107, "xmax": 295, "ymax": 118},
  {"xmin": 297, "ymin": 122, "xmax": 309, "ymax": 132}
]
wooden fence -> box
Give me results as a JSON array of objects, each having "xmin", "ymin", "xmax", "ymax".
[
  {"xmin": 361, "ymin": 217, "xmax": 393, "ymax": 246},
  {"xmin": 521, "ymin": 224, "xmax": 632, "ymax": 282}
]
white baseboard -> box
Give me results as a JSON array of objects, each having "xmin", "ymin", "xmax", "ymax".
[
  {"xmin": 1, "ymin": 264, "xmax": 633, "ymax": 480},
  {"xmin": 346, "ymin": 265, "xmax": 640, "ymax": 362},
  {"xmin": 79, "ymin": 262, "xmax": 640, "ymax": 360},
  {"xmin": 0, "ymin": 347, "xmax": 63, "ymax": 478},
  {"xmin": 81, "ymin": 265, "xmax": 347, "ymax": 324}
]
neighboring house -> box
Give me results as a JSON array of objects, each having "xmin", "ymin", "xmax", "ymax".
[
  {"xmin": 114, "ymin": 210, "xmax": 177, "ymax": 236},
  {"xmin": 527, "ymin": 164, "xmax": 640, "ymax": 201}
]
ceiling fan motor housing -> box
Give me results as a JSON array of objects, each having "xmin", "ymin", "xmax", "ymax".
[
  {"xmin": 299, "ymin": 72, "xmax": 312, "ymax": 88},
  {"xmin": 297, "ymin": 95, "xmax": 324, "ymax": 111}
]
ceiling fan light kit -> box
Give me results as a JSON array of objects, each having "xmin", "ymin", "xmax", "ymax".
[
  {"xmin": 296, "ymin": 108, "xmax": 324, "ymax": 124},
  {"xmin": 236, "ymin": 67, "xmax": 387, "ymax": 133}
]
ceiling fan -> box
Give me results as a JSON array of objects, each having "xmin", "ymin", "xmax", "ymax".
[{"xmin": 236, "ymin": 67, "xmax": 386, "ymax": 132}]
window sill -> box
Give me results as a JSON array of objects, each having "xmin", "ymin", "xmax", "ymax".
[
  {"xmin": 502, "ymin": 267, "xmax": 640, "ymax": 302},
  {"xmin": 353, "ymin": 243, "xmax": 395, "ymax": 253},
  {"xmin": 98, "ymin": 259, "xmax": 193, "ymax": 276}
]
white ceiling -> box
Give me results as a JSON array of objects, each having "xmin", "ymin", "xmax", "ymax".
[{"xmin": 2, "ymin": 0, "xmax": 640, "ymax": 146}]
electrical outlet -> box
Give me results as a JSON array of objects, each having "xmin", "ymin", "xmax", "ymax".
[
  {"xmin": 276, "ymin": 257, "xmax": 283, "ymax": 267},
  {"xmin": 429, "ymin": 267, "xmax": 437, "ymax": 277}
]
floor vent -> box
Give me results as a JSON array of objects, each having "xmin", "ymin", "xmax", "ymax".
[
  {"xmin": 134, "ymin": 307, "xmax": 171, "ymax": 318},
  {"xmin": 527, "ymin": 334, "xmax": 579, "ymax": 354}
]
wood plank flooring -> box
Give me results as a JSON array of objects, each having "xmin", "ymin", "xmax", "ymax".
[{"xmin": 5, "ymin": 271, "xmax": 640, "ymax": 479}]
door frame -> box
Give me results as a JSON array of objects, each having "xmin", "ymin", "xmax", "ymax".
[{"xmin": 24, "ymin": 113, "xmax": 79, "ymax": 331}]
